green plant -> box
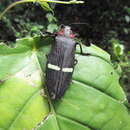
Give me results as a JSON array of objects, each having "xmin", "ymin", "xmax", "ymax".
[
  {"xmin": 1, "ymin": 1, "xmax": 130, "ymax": 129},
  {"xmin": 106, "ymin": 38, "xmax": 130, "ymax": 94},
  {"xmin": 0, "ymin": 0, "xmax": 84, "ymax": 19},
  {"xmin": 0, "ymin": 0, "xmax": 84, "ymax": 42}
]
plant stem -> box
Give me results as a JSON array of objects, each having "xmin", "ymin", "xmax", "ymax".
[{"xmin": 0, "ymin": 0, "xmax": 84, "ymax": 19}]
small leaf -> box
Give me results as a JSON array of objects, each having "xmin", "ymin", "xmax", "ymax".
[
  {"xmin": 125, "ymin": 15, "xmax": 130, "ymax": 23},
  {"xmin": 124, "ymin": 6, "xmax": 130, "ymax": 15},
  {"xmin": 46, "ymin": 13, "xmax": 57, "ymax": 23},
  {"xmin": 123, "ymin": 28, "xmax": 129, "ymax": 34},
  {"xmin": 47, "ymin": 24, "xmax": 58, "ymax": 33},
  {"xmin": 38, "ymin": 1, "xmax": 53, "ymax": 12}
]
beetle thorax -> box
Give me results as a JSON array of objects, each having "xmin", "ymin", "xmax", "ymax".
[{"xmin": 64, "ymin": 26, "xmax": 71, "ymax": 37}]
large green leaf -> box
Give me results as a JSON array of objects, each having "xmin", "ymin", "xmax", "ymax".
[
  {"xmin": 0, "ymin": 36, "xmax": 130, "ymax": 130},
  {"xmin": 0, "ymin": 37, "xmax": 50, "ymax": 130}
]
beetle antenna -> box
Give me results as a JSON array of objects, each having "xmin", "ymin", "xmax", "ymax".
[{"xmin": 76, "ymin": 43, "xmax": 90, "ymax": 56}]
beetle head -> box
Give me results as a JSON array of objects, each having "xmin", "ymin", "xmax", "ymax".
[{"xmin": 57, "ymin": 25, "xmax": 75, "ymax": 39}]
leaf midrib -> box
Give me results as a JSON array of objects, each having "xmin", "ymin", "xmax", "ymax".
[
  {"xmin": 57, "ymin": 114, "xmax": 94, "ymax": 130},
  {"xmin": 7, "ymin": 89, "xmax": 40, "ymax": 129}
]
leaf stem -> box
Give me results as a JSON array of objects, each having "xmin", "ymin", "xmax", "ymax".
[{"xmin": 0, "ymin": 0, "xmax": 32, "ymax": 19}]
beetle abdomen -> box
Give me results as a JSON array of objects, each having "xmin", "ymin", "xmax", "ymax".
[{"xmin": 45, "ymin": 36, "xmax": 76, "ymax": 99}]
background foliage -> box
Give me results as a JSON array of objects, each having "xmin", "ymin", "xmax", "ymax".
[{"xmin": 0, "ymin": 0, "xmax": 130, "ymax": 97}]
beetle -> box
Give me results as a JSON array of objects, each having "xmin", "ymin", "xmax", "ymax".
[{"xmin": 45, "ymin": 25, "xmax": 88, "ymax": 100}]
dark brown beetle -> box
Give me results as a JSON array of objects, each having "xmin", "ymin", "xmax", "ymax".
[{"xmin": 45, "ymin": 25, "xmax": 87, "ymax": 100}]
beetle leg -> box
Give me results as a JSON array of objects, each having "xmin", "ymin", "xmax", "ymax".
[
  {"xmin": 40, "ymin": 31, "xmax": 56, "ymax": 38},
  {"xmin": 76, "ymin": 43, "xmax": 90, "ymax": 56},
  {"xmin": 59, "ymin": 24, "xmax": 65, "ymax": 29},
  {"xmin": 46, "ymin": 54, "xmax": 48, "ymax": 58},
  {"xmin": 40, "ymin": 89, "xmax": 47, "ymax": 98},
  {"xmin": 71, "ymin": 80, "xmax": 74, "ymax": 83},
  {"xmin": 74, "ymin": 59, "xmax": 78, "ymax": 65}
]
